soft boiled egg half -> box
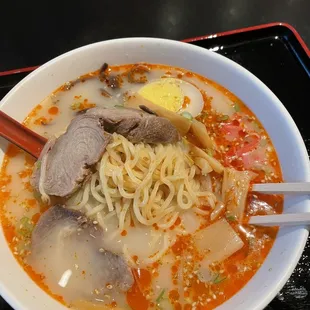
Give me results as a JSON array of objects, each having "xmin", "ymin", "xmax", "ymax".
[{"xmin": 138, "ymin": 78, "xmax": 204, "ymax": 118}]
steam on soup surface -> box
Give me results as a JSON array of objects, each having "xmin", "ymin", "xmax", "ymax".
[{"xmin": 0, "ymin": 63, "xmax": 283, "ymax": 310}]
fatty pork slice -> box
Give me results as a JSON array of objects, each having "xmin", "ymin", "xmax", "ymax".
[
  {"xmin": 31, "ymin": 114, "xmax": 111, "ymax": 198},
  {"xmin": 28, "ymin": 205, "xmax": 133, "ymax": 303},
  {"xmin": 86, "ymin": 106, "xmax": 181, "ymax": 144}
]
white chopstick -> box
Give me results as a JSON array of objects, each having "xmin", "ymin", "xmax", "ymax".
[
  {"xmin": 252, "ymin": 182, "xmax": 310, "ymax": 195},
  {"xmin": 249, "ymin": 213, "xmax": 310, "ymax": 227},
  {"xmin": 248, "ymin": 183, "xmax": 310, "ymax": 226}
]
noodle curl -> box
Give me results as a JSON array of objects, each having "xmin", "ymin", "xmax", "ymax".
[{"xmin": 68, "ymin": 133, "xmax": 216, "ymax": 229}]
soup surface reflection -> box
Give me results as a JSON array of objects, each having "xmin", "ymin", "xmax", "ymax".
[{"xmin": 0, "ymin": 63, "xmax": 283, "ymax": 310}]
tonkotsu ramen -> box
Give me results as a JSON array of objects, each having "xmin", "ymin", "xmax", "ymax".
[{"xmin": 0, "ymin": 63, "xmax": 283, "ymax": 310}]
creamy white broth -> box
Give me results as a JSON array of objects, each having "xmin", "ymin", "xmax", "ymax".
[
  {"xmin": 26, "ymin": 66, "xmax": 237, "ymax": 138},
  {"xmin": 0, "ymin": 63, "xmax": 283, "ymax": 310}
]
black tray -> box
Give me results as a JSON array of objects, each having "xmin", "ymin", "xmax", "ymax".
[{"xmin": 0, "ymin": 22, "xmax": 310, "ymax": 310}]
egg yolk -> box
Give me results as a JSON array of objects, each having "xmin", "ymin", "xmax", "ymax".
[{"xmin": 138, "ymin": 78, "xmax": 184, "ymax": 112}]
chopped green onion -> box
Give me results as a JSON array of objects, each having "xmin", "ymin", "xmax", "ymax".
[
  {"xmin": 181, "ymin": 111, "xmax": 193, "ymax": 120},
  {"xmin": 206, "ymin": 148, "xmax": 214, "ymax": 157},
  {"xmin": 20, "ymin": 216, "xmax": 31, "ymax": 226},
  {"xmin": 217, "ymin": 115, "xmax": 229, "ymax": 122},
  {"xmin": 33, "ymin": 191, "xmax": 42, "ymax": 201},
  {"xmin": 200, "ymin": 111, "xmax": 208, "ymax": 119},
  {"xmin": 213, "ymin": 273, "xmax": 227, "ymax": 284},
  {"xmin": 114, "ymin": 104, "xmax": 124, "ymax": 108},
  {"xmin": 18, "ymin": 217, "xmax": 34, "ymax": 238},
  {"xmin": 70, "ymin": 102, "xmax": 81, "ymax": 110},
  {"xmin": 226, "ymin": 214, "xmax": 237, "ymax": 222},
  {"xmin": 234, "ymin": 103, "xmax": 240, "ymax": 112},
  {"xmin": 156, "ymin": 289, "xmax": 166, "ymax": 303},
  {"xmin": 36, "ymin": 160, "xmax": 41, "ymax": 169}
]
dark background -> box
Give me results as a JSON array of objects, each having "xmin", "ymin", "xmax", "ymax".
[
  {"xmin": 0, "ymin": 0, "xmax": 310, "ymax": 71},
  {"xmin": 0, "ymin": 0, "xmax": 310, "ymax": 309}
]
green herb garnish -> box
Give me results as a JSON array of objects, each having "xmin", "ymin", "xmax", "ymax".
[
  {"xmin": 156, "ymin": 289, "xmax": 166, "ymax": 304},
  {"xmin": 33, "ymin": 191, "xmax": 42, "ymax": 201},
  {"xmin": 20, "ymin": 216, "xmax": 32, "ymax": 227},
  {"xmin": 114, "ymin": 104, "xmax": 124, "ymax": 108},
  {"xmin": 234, "ymin": 103, "xmax": 240, "ymax": 112},
  {"xmin": 217, "ymin": 115, "xmax": 229, "ymax": 122},
  {"xmin": 36, "ymin": 160, "xmax": 41, "ymax": 169},
  {"xmin": 70, "ymin": 102, "xmax": 82, "ymax": 110},
  {"xmin": 206, "ymin": 148, "xmax": 214, "ymax": 157},
  {"xmin": 200, "ymin": 111, "xmax": 209, "ymax": 120},
  {"xmin": 181, "ymin": 111, "xmax": 193, "ymax": 121},
  {"xmin": 18, "ymin": 217, "xmax": 34, "ymax": 238},
  {"xmin": 226, "ymin": 215, "xmax": 237, "ymax": 222},
  {"xmin": 213, "ymin": 273, "xmax": 227, "ymax": 284}
]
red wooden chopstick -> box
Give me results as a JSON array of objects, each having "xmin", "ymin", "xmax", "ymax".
[{"xmin": 0, "ymin": 110, "xmax": 46, "ymax": 158}]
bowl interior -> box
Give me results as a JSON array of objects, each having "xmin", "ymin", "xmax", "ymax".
[{"xmin": 0, "ymin": 38, "xmax": 309, "ymax": 310}]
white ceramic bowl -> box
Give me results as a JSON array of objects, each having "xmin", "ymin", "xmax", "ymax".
[{"xmin": 0, "ymin": 38, "xmax": 309, "ymax": 310}]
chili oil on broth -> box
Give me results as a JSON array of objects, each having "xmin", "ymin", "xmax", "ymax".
[{"xmin": 0, "ymin": 63, "xmax": 283, "ymax": 310}]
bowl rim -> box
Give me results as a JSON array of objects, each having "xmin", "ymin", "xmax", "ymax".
[{"xmin": 0, "ymin": 37, "xmax": 309, "ymax": 310}]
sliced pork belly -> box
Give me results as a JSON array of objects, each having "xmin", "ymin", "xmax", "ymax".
[
  {"xmin": 86, "ymin": 107, "xmax": 181, "ymax": 144},
  {"xmin": 31, "ymin": 114, "xmax": 111, "ymax": 198},
  {"xmin": 28, "ymin": 205, "xmax": 133, "ymax": 302}
]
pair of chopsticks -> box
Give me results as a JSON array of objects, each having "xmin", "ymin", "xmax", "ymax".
[
  {"xmin": 250, "ymin": 183, "xmax": 310, "ymax": 227},
  {"xmin": 1, "ymin": 110, "xmax": 309, "ymax": 227}
]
